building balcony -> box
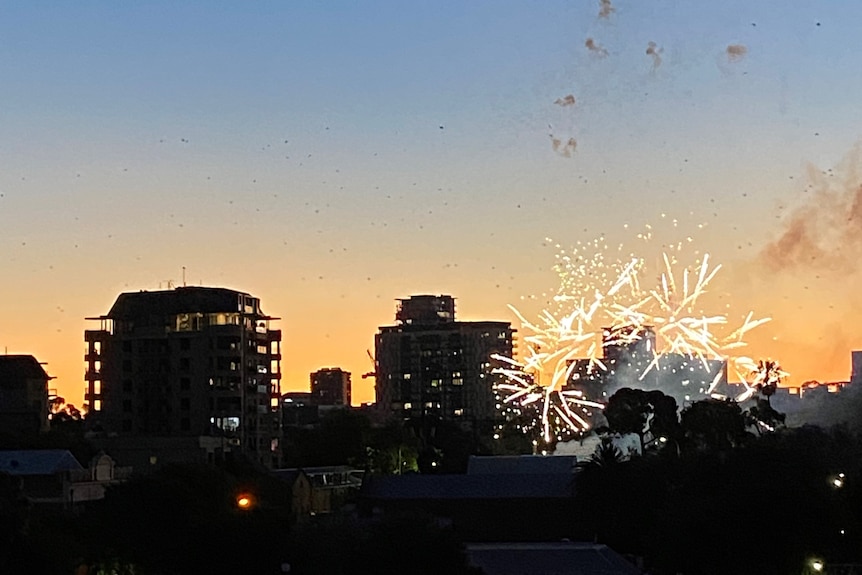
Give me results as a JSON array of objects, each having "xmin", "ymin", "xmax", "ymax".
[
  {"xmin": 84, "ymin": 392, "xmax": 102, "ymax": 402},
  {"xmin": 85, "ymin": 370, "xmax": 102, "ymax": 381},
  {"xmin": 84, "ymin": 352, "xmax": 101, "ymax": 362}
]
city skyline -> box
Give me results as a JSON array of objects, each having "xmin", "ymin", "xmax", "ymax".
[{"xmin": 3, "ymin": 1, "xmax": 862, "ymax": 406}]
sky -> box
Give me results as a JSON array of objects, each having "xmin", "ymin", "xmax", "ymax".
[{"xmin": 3, "ymin": 0, "xmax": 862, "ymax": 407}]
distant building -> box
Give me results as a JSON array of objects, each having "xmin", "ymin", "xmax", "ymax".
[
  {"xmin": 84, "ymin": 286, "xmax": 282, "ymax": 468},
  {"xmin": 282, "ymin": 392, "xmax": 320, "ymax": 428},
  {"xmin": 359, "ymin": 454, "xmax": 576, "ymax": 541},
  {"xmin": 851, "ymin": 350, "xmax": 862, "ymax": 385},
  {"xmin": 0, "ymin": 355, "xmax": 51, "ymax": 436},
  {"xmin": 0, "ymin": 450, "xmax": 131, "ymax": 508},
  {"xmin": 272, "ymin": 465, "xmax": 364, "ymax": 521},
  {"xmin": 310, "ymin": 368, "xmax": 351, "ymax": 406},
  {"xmin": 374, "ymin": 295, "xmax": 515, "ymax": 433},
  {"xmin": 569, "ymin": 325, "xmax": 726, "ymax": 407}
]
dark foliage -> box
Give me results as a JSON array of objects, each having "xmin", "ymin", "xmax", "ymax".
[{"xmin": 574, "ymin": 425, "xmax": 862, "ymax": 574}]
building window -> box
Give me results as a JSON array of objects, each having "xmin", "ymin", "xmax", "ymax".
[
  {"xmin": 180, "ymin": 377, "xmax": 190, "ymax": 390},
  {"xmin": 179, "ymin": 357, "xmax": 190, "ymax": 372},
  {"xmin": 123, "ymin": 379, "xmax": 133, "ymax": 392},
  {"xmin": 180, "ymin": 398, "xmax": 190, "ymax": 411},
  {"xmin": 122, "ymin": 360, "xmax": 132, "ymax": 372},
  {"xmin": 123, "ymin": 400, "xmax": 133, "ymax": 413},
  {"xmin": 181, "ymin": 418, "xmax": 190, "ymax": 431},
  {"xmin": 122, "ymin": 419, "xmax": 132, "ymax": 432},
  {"xmin": 180, "ymin": 338, "xmax": 191, "ymax": 351},
  {"xmin": 122, "ymin": 341, "xmax": 132, "ymax": 352}
]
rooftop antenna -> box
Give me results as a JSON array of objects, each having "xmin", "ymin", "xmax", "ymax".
[{"xmin": 182, "ymin": 266, "xmax": 186, "ymax": 287}]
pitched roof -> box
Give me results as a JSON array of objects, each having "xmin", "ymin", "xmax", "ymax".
[
  {"xmin": 466, "ymin": 542, "xmax": 642, "ymax": 575},
  {"xmin": 0, "ymin": 355, "xmax": 51, "ymax": 383},
  {"xmin": 105, "ymin": 287, "xmax": 254, "ymax": 320},
  {"xmin": 361, "ymin": 473, "xmax": 575, "ymax": 500},
  {"xmin": 0, "ymin": 450, "xmax": 84, "ymax": 476}
]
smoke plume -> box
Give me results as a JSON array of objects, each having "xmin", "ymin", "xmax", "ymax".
[
  {"xmin": 726, "ymin": 44, "xmax": 748, "ymax": 62},
  {"xmin": 598, "ymin": 0, "xmax": 615, "ymax": 19},
  {"xmin": 554, "ymin": 94, "xmax": 576, "ymax": 107},
  {"xmin": 551, "ymin": 136, "xmax": 577, "ymax": 158},
  {"xmin": 585, "ymin": 37, "xmax": 609, "ymax": 57},
  {"xmin": 759, "ymin": 147, "xmax": 862, "ymax": 274},
  {"xmin": 646, "ymin": 41, "xmax": 663, "ymax": 69}
]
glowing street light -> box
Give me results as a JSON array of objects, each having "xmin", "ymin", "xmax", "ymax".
[
  {"xmin": 810, "ymin": 558, "xmax": 824, "ymax": 572},
  {"xmin": 236, "ymin": 494, "xmax": 253, "ymax": 510}
]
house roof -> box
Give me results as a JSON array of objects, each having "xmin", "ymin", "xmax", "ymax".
[
  {"xmin": 0, "ymin": 450, "xmax": 84, "ymax": 476},
  {"xmin": 361, "ymin": 472, "xmax": 575, "ymax": 501},
  {"xmin": 466, "ymin": 542, "xmax": 642, "ymax": 575},
  {"xmin": 104, "ymin": 287, "xmax": 255, "ymax": 320},
  {"xmin": 0, "ymin": 355, "xmax": 51, "ymax": 383},
  {"xmin": 467, "ymin": 455, "xmax": 578, "ymax": 475}
]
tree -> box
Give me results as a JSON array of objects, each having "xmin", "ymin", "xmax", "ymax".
[
  {"xmin": 745, "ymin": 398, "xmax": 786, "ymax": 436},
  {"xmin": 589, "ymin": 436, "xmax": 624, "ymax": 468},
  {"xmin": 680, "ymin": 398, "xmax": 749, "ymax": 451},
  {"xmin": 604, "ymin": 388, "xmax": 679, "ymax": 453}
]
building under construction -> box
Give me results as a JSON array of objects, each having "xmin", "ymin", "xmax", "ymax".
[{"xmin": 84, "ymin": 286, "xmax": 282, "ymax": 468}]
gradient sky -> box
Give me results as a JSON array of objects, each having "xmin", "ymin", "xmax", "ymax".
[{"xmin": 3, "ymin": 0, "xmax": 862, "ymax": 406}]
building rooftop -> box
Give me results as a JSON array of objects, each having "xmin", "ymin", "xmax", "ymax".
[
  {"xmin": 467, "ymin": 455, "xmax": 578, "ymax": 475},
  {"xmin": 103, "ymin": 286, "xmax": 256, "ymax": 319},
  {"xmin": 0, "ymin": 450, "xmax": 84, "ymax": 476},
  {"xmin": 361, "ymin": 472, "xmax": 575, "ymax": 500},
  {"xmin": 0, "ymin": 355, "xmax": 51, "ymax": 383},
  {"xmin": 466, "ymin": 542, "xmax": 642, "ymax": 575}
]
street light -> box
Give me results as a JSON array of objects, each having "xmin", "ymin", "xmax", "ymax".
[
  {"xmin": 810, "ymin": 558, "xmax": 824, "ymax": 572},
  {"xmin": 236, "ymin": 493, "xmax": 253, "ymax": 510}
]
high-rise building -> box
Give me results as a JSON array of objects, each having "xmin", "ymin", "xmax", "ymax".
[
  {"xmin": 84, "ymin": 287, "xmax": 282, "ymax": 468},
  {"xmin": 310, "ymin": 367, "xmax": 351, "ymax": 406},
  {"xmin": 374, "ymin": 295, "xmax": 515, "ymax": 433},
  {"xmin": 0, "ymin": 355, "xmax": 51, "ymax": 436}
]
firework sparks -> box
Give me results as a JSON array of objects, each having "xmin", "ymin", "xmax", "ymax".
[
  {"xmin": 733, "ymin": 358, "xmax": 788, "ymax": 402},
  {"xmin": 493, "ymin": 226, "xmax": 771, "ymax": 444}
]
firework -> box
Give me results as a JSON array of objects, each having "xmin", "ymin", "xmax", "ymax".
[
  {"xmin": 493, "ymin": 225, "xmax": 771, "ymax": 444},
  {"xmin": 732, "ymin": 358, "xmax": 788, "ymax": 402}
]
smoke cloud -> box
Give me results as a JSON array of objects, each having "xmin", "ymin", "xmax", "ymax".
[
  {"xmin": 646, "ymin": 41, "xmax": 663, "ymax": 69},
  {"xmin": 759, "ymin": 147, "xmax": 862, "ymax": 274},
  {"xmin": 551, "ymin": 136, "xmax": 577, "ymax": 157},
  {"xmin": 554, "ymin": 94, "xmax": 576, "ymax": 107},
  {"xmin": 726, "ymin": 44, "xmax": 748, "ymax": 62},
  {"xmin": 598, "ymin": 0, "xmax": 615, "ymax": 19},
  {"xmin": 585, "ymin": 37, "xmax": 609, "ymax": 57}
]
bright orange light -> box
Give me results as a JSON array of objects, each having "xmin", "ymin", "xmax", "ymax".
[{"xmin": 236, "ymin": 494, "xmax": 253, "ymax": 509}]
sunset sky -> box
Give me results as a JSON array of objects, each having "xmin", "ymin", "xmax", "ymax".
[{"xmin": 3, "ymin": 1, "xmax": 862, "ymax": 406}]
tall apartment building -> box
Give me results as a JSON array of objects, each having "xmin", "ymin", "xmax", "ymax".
[
  {"xmin": 84, "ymin": 287, "xmax": 282, "ymax": 468},
  {"xmin": 374, "ymin": 295, "xmax": 515, "ymax": 433},
  {"xmin": 310, "ymin": 367, "xmax": 351, "ymax": 406},
  {"xmin": 0, "ymin": 355, "xmax": 51, "ymax": 436}
]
